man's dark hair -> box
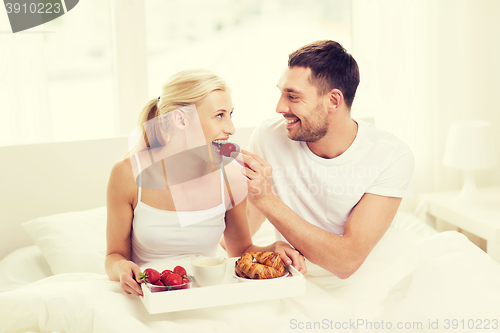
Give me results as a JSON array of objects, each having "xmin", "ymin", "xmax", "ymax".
[{"xmin": 288, "ymin": 40, "xmax": 360, "ymax": 108}]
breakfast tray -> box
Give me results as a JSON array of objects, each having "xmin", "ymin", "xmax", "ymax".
[{"xmin": 140, "ymin": 257, "xmax": 306, "ymax": 314}]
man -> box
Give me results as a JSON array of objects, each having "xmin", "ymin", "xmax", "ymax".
[{"xmin": 240, "ymin": 40, "xmax": 414, "ymax": 279}]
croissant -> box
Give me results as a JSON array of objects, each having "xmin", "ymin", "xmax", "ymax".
[{"xmin": 235, "ymin": 252, "xmax": 286, "ymax": 279}]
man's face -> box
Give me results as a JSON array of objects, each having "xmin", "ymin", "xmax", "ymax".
[{"xmin": 276, "ymin": 66, "xmax": 329, "ymax": 142}]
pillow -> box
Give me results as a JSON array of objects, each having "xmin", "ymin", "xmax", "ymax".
[
  {"xmin": 22, "ymin": 206, "xmax": 107, "ymax": 275},
  {"xmin": 0, "ymin": 245, "xmax": 53, "ymax": 292}
]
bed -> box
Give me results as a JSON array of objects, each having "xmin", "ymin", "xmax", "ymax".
[{"xmin": 1, "ymin": 131, "xmax": 500, "ymax": 333}]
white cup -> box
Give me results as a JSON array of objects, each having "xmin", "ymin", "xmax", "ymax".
[{"xmin": 191, "ymin": 257, "xmax": 227, "ymax": 287}]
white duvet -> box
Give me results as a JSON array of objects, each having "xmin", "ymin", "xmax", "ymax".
[{"xmin": 1, "ymin": 228, "xmax": 500, "ymax": 333}]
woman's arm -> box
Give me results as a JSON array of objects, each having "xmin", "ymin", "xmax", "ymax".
[
  {"xmin": 222, "ymin": 197, "xmax": 254, "ymax": 257},
  {"xmin": 105, "ymin": 159, "xmax": 143, "ymax": 296}
]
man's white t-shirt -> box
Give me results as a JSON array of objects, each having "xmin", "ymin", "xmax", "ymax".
[{"xmin": 247, "ymin": 117, "xmax": 414, "ymax": 236}]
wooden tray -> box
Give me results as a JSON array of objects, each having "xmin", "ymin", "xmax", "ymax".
[{"xmin": 140, "ymin": 257, "xmax": 306, "ymax": 314}]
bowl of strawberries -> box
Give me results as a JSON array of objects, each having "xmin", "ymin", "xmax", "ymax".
[{"xmin": 139, "ymin": 265, "xmax": 193, "ymax": 293}]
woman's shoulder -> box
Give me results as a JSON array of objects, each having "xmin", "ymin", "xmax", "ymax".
[
  {"xmin": 114, "ymin": 148, "xmax": 161, "ymax": 180},
  {"xmin": 111, "ymin": 156, "xmax": 134, "ymax": 178},
  {"xmin": 109, "ymin": 157, "xmax": 137, "ymax": 196}
]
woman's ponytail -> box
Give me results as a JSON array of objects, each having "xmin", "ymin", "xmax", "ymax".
[
  {"xmin": 137, "ymin": 98, "xmax": 160, "ymax": 149},
  {"xmin": 124, "ymin": 98, "xmax": 160, "ymax": 158}
]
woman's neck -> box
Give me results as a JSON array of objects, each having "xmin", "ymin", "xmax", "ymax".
[{"xmin": 155, "ymin": 143, "xmax": 215, "ymax": 186}]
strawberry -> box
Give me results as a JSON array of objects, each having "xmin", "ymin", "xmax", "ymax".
[
  {"xmin": 181, "ymin": 275, "xmax": 190, "ymax": 289},
  {"xmin": 173, "ymin": 265, "xmax": 187, "ymax": 278},
  {"xmin": 164, "ymin": 273, "xmax": 183, "ymax": 290},
  {"xmin": 153, "ymin": 280, "xmax": 164, "ymax": 286},
  {"xmin": 160, "ymin": 269, "xmax": 173, "ymax": 285},
  {"xmin": 220, "ymin": 142, "xmax": 239, "ymax": 157},
  {"xmin": 138, "ymin": 268, "xmax": 161, "ymax": 284}
]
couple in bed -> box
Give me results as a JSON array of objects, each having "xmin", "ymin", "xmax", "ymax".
[{"xmin": 105, "ymin": 40, "xmax": 414, "ymax": 296}]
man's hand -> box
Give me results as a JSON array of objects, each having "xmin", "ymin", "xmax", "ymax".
[
  {"xmin": 273, "ymin": 241, "xmax": 307, "ymax": 274},
  {"xmin": 238, "ymin": 150, "xmax": 277, "ymax": 209}
]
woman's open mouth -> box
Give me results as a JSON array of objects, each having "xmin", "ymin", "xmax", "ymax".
[
  {"xmin": 211, "ymin": 140, "xmax": 228, "ymax": 156},
  {"xmin": 211, "ymin": 140, "xmax": 240, "ymax": 157}
]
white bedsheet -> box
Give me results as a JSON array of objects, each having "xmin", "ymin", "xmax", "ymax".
[{"xmin": 1, "ymin": 227, "xmax": 499, "ymax": 333}]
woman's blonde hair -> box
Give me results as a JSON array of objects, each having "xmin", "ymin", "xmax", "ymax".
[{"xmin": 126, "ymin": 69, "xmax": 229, "ymax": 157}]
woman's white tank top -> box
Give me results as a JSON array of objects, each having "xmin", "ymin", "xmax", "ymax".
[{"xmin": 131, "ymin": 154, "xmax": 226, "ymax": 266}]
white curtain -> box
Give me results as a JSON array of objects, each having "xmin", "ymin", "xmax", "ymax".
[
  {"xmin": 351, "ymin": 0, "xmax": 500, "ymax": 212},
  {"xmin": 0, "ymin": 30, "xmax": 53, "ymax": 146}
]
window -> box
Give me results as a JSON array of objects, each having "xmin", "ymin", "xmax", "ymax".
[
  {"xmin": 144, "ymin": 0, "xmax": 352, "ymax": 128},
  {"xmin": 0, "ymin": 0, "xmax": 114, "ymax": 146},
  {"xmin": 0, "ymin": 0, "xmax": 352, "ymax": 146}
]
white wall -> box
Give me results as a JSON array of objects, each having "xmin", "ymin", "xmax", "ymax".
[{"xmin": 352, "ymin": 0, "xmax": 500, "ymax": 212}]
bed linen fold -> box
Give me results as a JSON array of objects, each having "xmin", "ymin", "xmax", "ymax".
[{"xmin": 1, "ymin": 229, "xmax": 499, "ymax": 333}]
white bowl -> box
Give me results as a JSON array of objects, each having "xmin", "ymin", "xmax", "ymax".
[
  {"xmin": 145, "ymin": 275, "xmax": 193, "ymax": 292},
  {"xmin": 191, "ymin": 257, "xmax": 227, "ymax": 287}
]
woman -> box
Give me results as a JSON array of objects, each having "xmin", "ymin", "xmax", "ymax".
[{"xmin": 105, "ymin": 69, "xmax": 304, "ymax": 296}]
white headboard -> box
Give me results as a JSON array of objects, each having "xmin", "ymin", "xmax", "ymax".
[{"xmin": 0, "ymin": 127, "xmax": 255, "ymax": 260}]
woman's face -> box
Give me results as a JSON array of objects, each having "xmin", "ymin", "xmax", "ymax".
[{"xmin": 195, "ymin": 90, "xmax": 235, "ymax": 161}]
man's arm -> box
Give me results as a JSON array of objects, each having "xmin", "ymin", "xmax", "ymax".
[
  {"xmin": 257, "ymin": 193, "xmax": 401, "ymax": 278},
  {"xmin": 241, "ymin": 149, "xmax": 402, "ymax": 279}
]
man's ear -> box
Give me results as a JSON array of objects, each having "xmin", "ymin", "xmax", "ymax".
[
  {"xmin": 172, "ymin": 109, "xmax": 186, "ymax": 129},
  {"xmin": 328, "ymin": 89, "xmax": 343, "ymax": 111}
]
